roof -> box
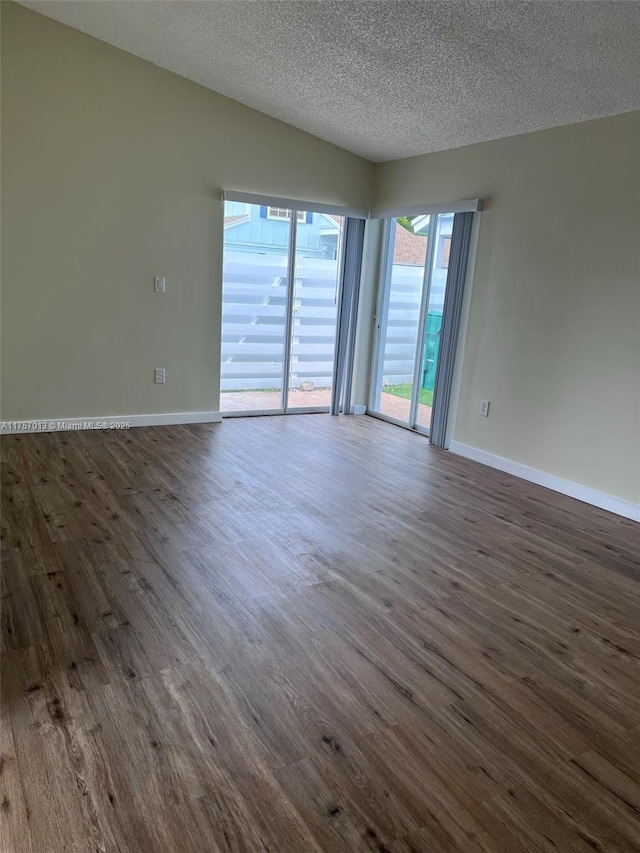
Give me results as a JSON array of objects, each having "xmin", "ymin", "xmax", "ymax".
[
  {"xmin": 393, "ymin": 224, "xmax": 427, "ymax": 266},
  {"xmin": 224, "ymin": 213, "xmax": 250, "ymax": 229}
]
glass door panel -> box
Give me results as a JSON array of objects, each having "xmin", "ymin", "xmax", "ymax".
[
  {"xmin": 287, "ymin": 214, "xmax": 344, "ymax": 411},
  {"xmin": 371, "ymin": 218, "xmax": 429, "ymax": 424},
  {"xmin": 414, "ymin": 212, "xmax": 453, "ymax": 431},
  {"xmin": 370, "ymin": 210, "xmax": 462, "ymax": 436},
  {"xmin": 220, "ymin": 201, "xmax": 291, "ymax": 413}
]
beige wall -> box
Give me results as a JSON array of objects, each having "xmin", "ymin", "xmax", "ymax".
[
  {"xmin": 0, "ymin": 2, "xmax": 373, "ymax": 420},
  {"xmin": 375, "ymin": 113, "xmax": 640, "ymax": 504}
]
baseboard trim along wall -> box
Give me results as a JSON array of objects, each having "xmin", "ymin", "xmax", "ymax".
[
  {"xmin": 350, "ymin": 404, "xmax": 367, "ymax": 415},
  {"xmin": 449, "ymin": 441, "xmax": 640, "ymax": 522},
  {"xmin": 1, "ymin": 411, "xmax": 222, "ymax": 435}
]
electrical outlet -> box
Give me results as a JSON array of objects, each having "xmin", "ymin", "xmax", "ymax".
[
  {"xmin": 479, "ymin": 399, "xmax": 490, "ymax": 417},
  {"xmin": 154, "ymin": 368, "xmax": 166, "ymax": 384},
  {"xmin": 154, "ymin": 276, "xmax": 166, "ymax": 293}
]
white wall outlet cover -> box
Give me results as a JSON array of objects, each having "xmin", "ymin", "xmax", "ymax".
[
  {"xmin": 154, "ymin": 276, "xmax": 166, "ymax": 292},
  {"xmin": 154, "ymin": 368, "xmax": 166, "ymax": 384},
  {"xmin": 480, "ymin": 399, "xmax": 490, "ymax": 417}
]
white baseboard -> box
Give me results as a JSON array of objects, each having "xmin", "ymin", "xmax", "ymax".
[
  {"xmin": 350, "ymin": 404, "xmax": 367, "ymax": 415},
  {"xmin": 1, "ymin": 411, "xmax": 222, "ymax": 435},
  {"xmin": 448, "ymin": 441, "xmax": 639, "ymax": 522}
]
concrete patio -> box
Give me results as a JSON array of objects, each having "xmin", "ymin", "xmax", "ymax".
[{"xmin": 220, "ymin": 390, "xmax": 432, "ymax": 425}]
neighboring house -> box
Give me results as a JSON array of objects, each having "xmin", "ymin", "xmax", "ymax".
[
  {"xmin": 411, "ymin": 212, "xmax": 452, "ymax": 270},
  {"xmin": 393, "ymin": 223, "xmax": 428, "ymax": 265},
  {"xmin": 224, "ymin": 201, "xmax": 342, "ymax": 258},
  {"xmin": 393, "ymin": 214, "xmax": 453, "ymax": 266}
]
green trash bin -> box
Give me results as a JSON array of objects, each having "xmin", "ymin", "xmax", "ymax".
[{"xmin": 422, "ymin": 312, "xmax": 442, "ymax": 392}]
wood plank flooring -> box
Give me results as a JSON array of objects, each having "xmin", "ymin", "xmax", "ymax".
[{"xmin": 1, "ymin": 414, "xmax": 639, "ymax": 852}]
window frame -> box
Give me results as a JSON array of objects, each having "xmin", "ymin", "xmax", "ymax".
[{"xmin": 267, "ymin": 207, "xmax": 306, "ymax": 223}]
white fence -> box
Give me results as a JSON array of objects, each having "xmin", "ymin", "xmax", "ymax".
[{"xmin": 221, "ymin": 250, "xmax": 444, "ymax": 391}]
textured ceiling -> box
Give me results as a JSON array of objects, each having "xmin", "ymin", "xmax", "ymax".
[{"xmin": 19, "ymin": 0, "xmax": 640, "ymax": 162}]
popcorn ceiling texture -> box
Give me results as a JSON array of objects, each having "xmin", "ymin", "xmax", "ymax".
[{"xmin": 19, "ymin": 1, "xmax": 640, "ymax": 161}]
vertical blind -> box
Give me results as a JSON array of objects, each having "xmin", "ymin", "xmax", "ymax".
[
  {"xmin": 429, "ymin": 211, "xmax": 475, "ymax": 448},
  {"xmin": 331, "ymin": 218, "xmax": 366, "ymax": 415}
]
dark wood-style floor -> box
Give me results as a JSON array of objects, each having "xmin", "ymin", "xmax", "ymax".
[{"xmin": 1, "ymin": 415, "xmax": 639, "ymax": 853}]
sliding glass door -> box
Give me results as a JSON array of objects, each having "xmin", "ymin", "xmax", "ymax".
[
  {"xmin": 220, "ymin": 201, "xmax": 344, "ymax": 415},
  {"xmin": 370, "ymin": 211, "xmax": 457, "ymax": 435},
  {"xmin": 287, "ymin": 215, "xmax": 343, "ymax": 410},
  {"xmin": 415, "ymin": 213, "xmax": 452, "ymax": 431},
  {"xmin": 220, "ymin": 201, "xmax": 290, "ymax": 413},
  {"xmin": 370, "ymin": 221, "xmax": 427, "ymax": 423}
]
